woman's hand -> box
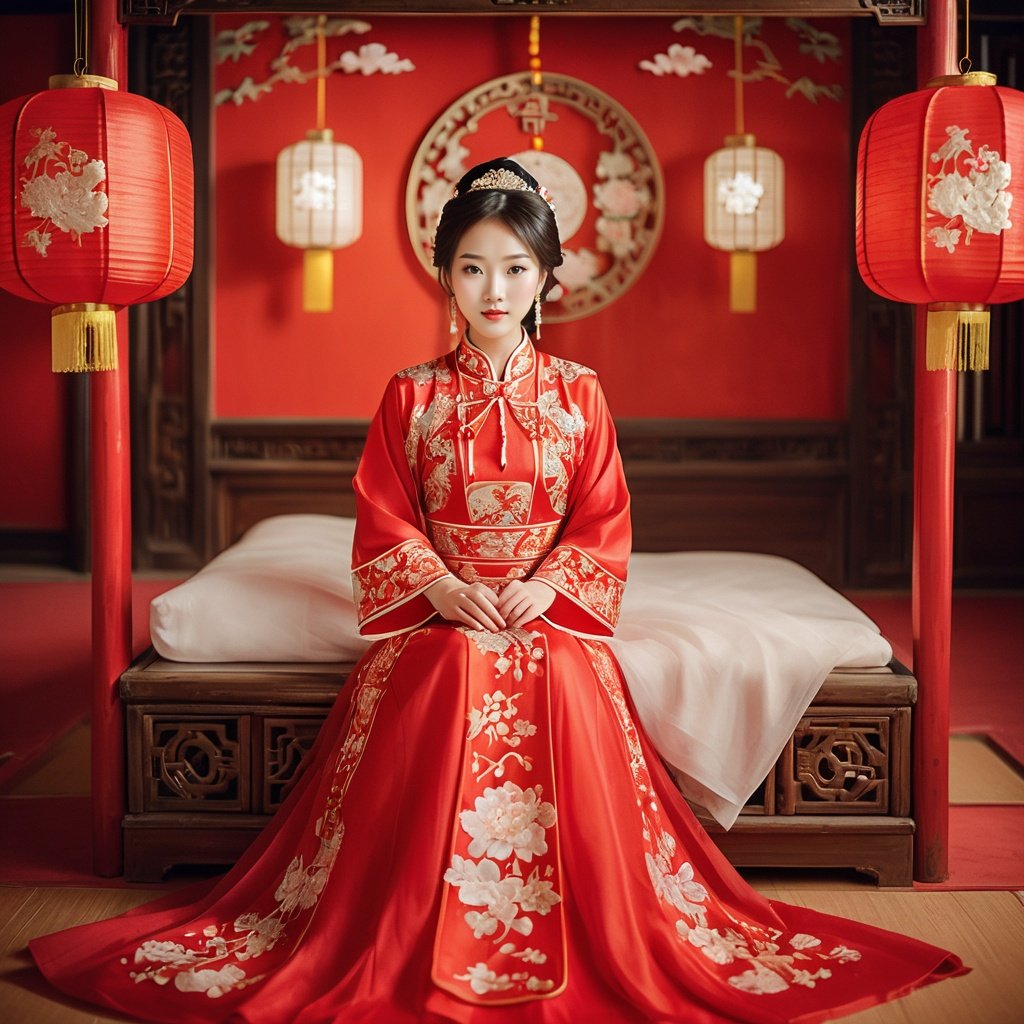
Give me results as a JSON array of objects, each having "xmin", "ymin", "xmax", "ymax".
[
  {"xmin": 426, "ymin": 577, "xmax": 505, "ymax": 632},
  {"xmin": 496, "ymin": 580, "xmax": 555, "ymax": 629}
]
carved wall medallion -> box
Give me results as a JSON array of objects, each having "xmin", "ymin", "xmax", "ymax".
[{"xmin": 405, "ymin": 71, "xmax": 664, "ymax": 322}]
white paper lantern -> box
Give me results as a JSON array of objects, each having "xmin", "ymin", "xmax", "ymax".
[
  {"xmin": 275, "ymin": 129, "xmax": 362, "ymax": 312},
  {"xmin": 703, "ymin": 134, "xmax": 784, "ymax": 312}
]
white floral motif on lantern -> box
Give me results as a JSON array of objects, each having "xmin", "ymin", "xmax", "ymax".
[
  {"xmin": 293, "ymin": 169, "xmax": 336, "ymax": 211},
  {"xmin": 927, "ymin": 125, "xmax": 1013, "ymax": 253},
  {"xmin": 717, "ymin": 171, "xmax": 764, "ymax": 216},
  {"xmin": 19, "ymin": 127, "xmax": 109, "ymax": 256},
  {"xmin": 459, "ymin": 781, "xmax": 556, "ymax": 862}
]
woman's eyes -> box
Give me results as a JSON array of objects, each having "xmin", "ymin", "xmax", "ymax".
[{"xmin": 460, "ymin": 264, "xmax": 528, "ymax": 276}]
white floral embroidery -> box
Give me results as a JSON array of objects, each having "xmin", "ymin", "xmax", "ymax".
[
  {"xmin": 173, "ymin": 964, "xmax": 247, "ymax": 998},
  {"xmin": 460, "ymin": 781, "xmax": 556, "ymax": 862},
  {"xmin": 729, "ymin": 965, "xmax": 791, "ymax": 995},
  {"xmin": 926, "ymin": 125, "xmax": 1013, "ymax": 253},
  {"xmin": 19, "ymin": 127, "xmax": 108, "ymax": 256},
  {"xmin": 582, "ymin": 638, "xmax": 863, "ymax": 999},
  {"xmin": 455, "ymin": 962, "xmax": 514, "ymax": 995}
]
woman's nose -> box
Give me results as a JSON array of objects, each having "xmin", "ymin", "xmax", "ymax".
[{"xmin": 484, "ymin": 274, "xmax": 504, "ymax": 302}]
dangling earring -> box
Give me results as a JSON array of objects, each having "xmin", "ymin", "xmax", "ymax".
[
  {"xmin": 534, "ymin": 294, "xmax": 542, "ymax": 341},
  {"xmin": 449, "ymin": 294, "xmax": 459, "ymax": 336}
]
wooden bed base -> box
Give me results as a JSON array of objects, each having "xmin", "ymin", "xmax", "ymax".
[{"xmin": 120, "ymin": 651, "xmax": 915, "ymax": 886}]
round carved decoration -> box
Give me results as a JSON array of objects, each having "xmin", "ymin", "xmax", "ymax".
[{"xmin": 406, "ymin": 72, "xmax": 664, "ymax": 323}]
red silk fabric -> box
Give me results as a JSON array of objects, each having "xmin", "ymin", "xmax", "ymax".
[{"xmin": 31, "ymin": 337, "xmax": 966, "ymax": 1021}]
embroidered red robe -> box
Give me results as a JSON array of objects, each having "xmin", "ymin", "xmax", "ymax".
[{"xmin": 29, "ymin": 335, "xmax": 966, "ymax": 1024}]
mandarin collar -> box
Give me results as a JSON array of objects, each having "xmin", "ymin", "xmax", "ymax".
[{"xmin": 456, "ymin": 331, "xmax": 535, "ymax": 384}]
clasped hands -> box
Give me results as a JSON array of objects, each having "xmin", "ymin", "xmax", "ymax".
[{"xmin": 426, "ymin": 577, "xmax": 555, "ymax": 632}]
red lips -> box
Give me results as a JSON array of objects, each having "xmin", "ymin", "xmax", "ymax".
[{"xmin": 482, "ymin": 310, "xmax": 506, "ymax": 320}]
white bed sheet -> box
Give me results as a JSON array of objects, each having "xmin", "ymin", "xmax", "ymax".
[{"xmin": 151, "ymin": 515, "xmax": 891, "ymax": 830}]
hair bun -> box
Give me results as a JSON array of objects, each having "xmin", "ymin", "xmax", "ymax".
[{"xmin": 454, "ymin": 157, "xmax": 540, "ymax": 195}]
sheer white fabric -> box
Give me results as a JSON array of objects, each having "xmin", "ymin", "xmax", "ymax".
[{"xmin": 611, "ymin": 551, "xmax": 891, "ymax": 827}]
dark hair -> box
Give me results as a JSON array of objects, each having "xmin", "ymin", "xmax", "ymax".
[{"xmin": 432, "ymin": 158, "xmax": 563, "ymax": 336}]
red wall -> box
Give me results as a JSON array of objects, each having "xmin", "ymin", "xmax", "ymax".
[
  {"xmin": 214, "ymin": 15, "xmax": 852, "ymax": 421},
  {"xmin": 0, "ymin": 15, "xmax": 72, "ymax": 531}
]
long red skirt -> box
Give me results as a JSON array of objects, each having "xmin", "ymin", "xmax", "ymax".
[{"xmin": 31, "ymin": 624, "xmax": 966, "ymax": 1023}]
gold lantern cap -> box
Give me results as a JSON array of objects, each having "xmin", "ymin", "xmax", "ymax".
[
  {"xmin": 49, "ymin": 73, "xmax": 118, "ymax": 91},
  {"xmin": 725, "ymin": 133, "xmax": 757, "ymax": 149},
  {"xmin": 306, "ymin": 128, "xmax": 335, "ymax": 142},
  {"xmin": 926, "ymin": 71, "xmax": 997, "ymax": 89}
]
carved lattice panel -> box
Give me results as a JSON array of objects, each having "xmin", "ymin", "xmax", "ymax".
[
  {"xmin": 259, "ymin": 715, "xmax": 327, "ymax": 813},
  {"xmin": 778, "ymin": 714, "xmax": 893, "ymax": 815},
  {"xmin": 741, "ymin": 772, "xmax": 774, "ymax": 816},
  {"xmin": 142, "ymin": 715, "xmax": 249, "ymax": 813}
]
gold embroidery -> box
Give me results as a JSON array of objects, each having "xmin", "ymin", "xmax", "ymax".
[
  {"xmin": 534, "ymin": 546, "xmax": 625, "ymax": 628},
  {"xmin": 352, "ymin": 540, "xmax": 449, "ymax": 623}
]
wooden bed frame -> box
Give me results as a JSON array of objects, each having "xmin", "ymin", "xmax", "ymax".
[{"xmin": 120, "ymin": 649, "xmax": 915, "ymax": 886}]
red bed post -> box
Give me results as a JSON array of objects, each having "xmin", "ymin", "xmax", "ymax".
[
  {"xmin": 911, "ymin": 0, "xmax": 957, "ymax": 884},
  {"xmin": 90, "ymin": 0, "xmax": 131, "ymax": 878}
]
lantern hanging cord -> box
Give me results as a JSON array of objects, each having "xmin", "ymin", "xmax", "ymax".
[
  {"xmin": 529, "ymin": 15, "xmax": 544, "ymax": 150},
  {"xmin": 733, "ymin": 15, "xmax": 745, "ymax": 136},
  {"xmin": 316, "ymin": 14, "xmax": 327, "ymax": 131},
  {"xmin": 959, "ymin": 0, "xmax": 973, "ymax": 75},
  {"xmin": 73, "ymin": 0, "xmax": 89, "ymax": 78}
]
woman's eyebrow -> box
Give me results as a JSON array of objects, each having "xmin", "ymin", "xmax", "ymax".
[{"xmin": 457, "ymin": 252, "xmax": 532, "ymax": 260}]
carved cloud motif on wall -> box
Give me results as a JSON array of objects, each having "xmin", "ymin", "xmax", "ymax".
[
  {"xmin": 639, "ymin": 17, "xmax": 843, "ymax": 105},
  {"xmin": 214, "ymin": 17, "xmax": 416, "ymax": 108}
]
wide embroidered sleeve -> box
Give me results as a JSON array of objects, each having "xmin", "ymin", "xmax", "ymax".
[
  {"xmin": 351, "ymin": 373, "xmax": 452, "ymax": 638},
  {"xmin": 533, "ymin": 373, "xmax": 631, "ymax": 637}
]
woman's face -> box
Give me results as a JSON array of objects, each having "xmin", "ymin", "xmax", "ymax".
[{"xmin": 450, "ymin": 217, "xmax": 543, "ymax": 357}]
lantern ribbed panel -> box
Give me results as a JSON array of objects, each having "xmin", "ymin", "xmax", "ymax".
[
  {"xmin": 0, "ymin": 87, "xmax": 194, "ymax": 307},
  {"xmin": 856, "ymin": 83, "xmax": 1024, "ymax": 306},
  {"xmin": 275, "ymin": 138, "xmax": 362, "ymax": 250},
  {"xmin": 703, "ymin": 145, "xmax": 785, "ymax": 252}
]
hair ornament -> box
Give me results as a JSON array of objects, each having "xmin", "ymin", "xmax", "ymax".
[{"xmin": 458, "ymin": 166, "xmax": 557, "ymax": 212}]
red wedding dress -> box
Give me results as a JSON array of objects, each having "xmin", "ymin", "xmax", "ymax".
[{"xmin": 32, "ymin": 335, "xmax": 966, "ymax": 1023}]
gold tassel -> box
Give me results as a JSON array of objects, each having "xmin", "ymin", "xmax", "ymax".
[
  {"xmin": 51, "ymin": 303, "xmax": 117, "ymax": 372},
  {"xmin": 926, "ymin": 304, "xmax": 990, "ymax": 371},
  {"xmin": 729, "ymin": 251, "xmax": 756, "ymax": 313},
  {"xmin": 303, "ymin": 249, "xmax": 333, "ymax": 312}
]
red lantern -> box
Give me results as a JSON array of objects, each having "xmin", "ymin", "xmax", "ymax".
[
  {"xmin": 856, "ymin": 72, "xmax": 1024, "ymax": 371},
  {"xmin": 0, "ymin": 75, "xmax": 193, "ymax": 372}
]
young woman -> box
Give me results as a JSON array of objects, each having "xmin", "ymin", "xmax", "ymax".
[{"xmin": 31, "ymin": 157, "xmax": 966, "ymax": 1022}]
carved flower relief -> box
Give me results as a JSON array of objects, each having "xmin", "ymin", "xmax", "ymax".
[
  {"xmin": 927, "ymin": 125, "xmax": 1013, "ymax": 253},
  {"xmin": 20, "ymin": 126, "xmax": 109, "ymax": 256}
]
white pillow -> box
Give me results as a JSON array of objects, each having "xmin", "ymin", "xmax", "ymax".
[{"xmin": 150, "ymin": 514, "xmax": 371, "ymax": 662}]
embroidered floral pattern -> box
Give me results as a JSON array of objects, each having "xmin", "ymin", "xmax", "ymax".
[
  {"xmin": 352, "ymin": 539, "xmax": 449, "ymax": 624},
  {"xmin": 926, "ymin": 124, "xmax": 1013, "ymax": 253},
  {"xmin": 123, "ymin": 635, "xmax": 407, "ymax": 998},
  {"xmin": 397, "ymin": 357, "xmax": 452, "ymax": 386},
  {"xmin": 534, "ymin": 545, "xmax": 625, "ymax": 629},
  {"xmin": 434, "ymin": 629, "xmax": 564, "ymax": 1002},
  {"xmin": 542, "ymin": 356, "xmax": 596, "ymax": 385},
  {"xmin": 581, "ymin": 639, "xmax": 861, "ymax": 998},
  {"xmin": 19, "ymin": 126, "xmax": 108, "ymax": 256},
  {"xmin": 427, "ymin": 522, "xmax": 560, "ymax": 561},
  {"xmin": 467, "ymin": 481, "xmax": 533, "ymax": 525}
]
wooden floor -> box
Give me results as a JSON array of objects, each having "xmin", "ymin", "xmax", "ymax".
[{"xmin": 2, "ymin": 880, "xmax": 1023, "ymax": 1023}]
